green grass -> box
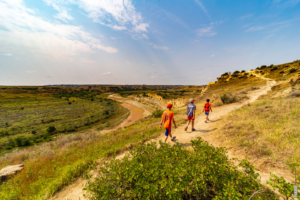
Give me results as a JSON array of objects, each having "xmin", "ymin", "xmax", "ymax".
[
  {"xmin": 218, "ymin": 97, "xmax": 300, "ymax": 176},
  {"xmin": 0, "ymin": 114, "xmax": 186, "ymax": 199},
  {"xmin": 0, "ymin": 91, "xmax": 119, "ymax": 152}
]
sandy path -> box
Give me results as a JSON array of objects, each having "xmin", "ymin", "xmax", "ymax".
[
  {"xmin": 50, "ymin": 95, "xmax": 153, "ymax": 200},
  {"xmin": 51, "ymin": 76, "xmax": 290, "ymax": 199}
]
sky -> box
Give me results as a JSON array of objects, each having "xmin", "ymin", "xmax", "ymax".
[{"xmin": 0, "ymin": 0, "xmax": 300, "ymax": 86}]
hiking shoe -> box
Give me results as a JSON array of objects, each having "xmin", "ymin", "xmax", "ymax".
[
  {"xmin": 184, "ymin": 126, "xmax": 188, "ymax": 131},
  {"xmin": 171, "ymin": 136, "xmax": 176, "ymax": 141},
  {"xmin": 207, "ymin": 118, "xmax": 210, "ymax": 121},
  {"xmin": 205, "ymin": 119, "xmax": 207, "ymax": 123},
  {"xmin": 192, "ymin": 128, "xmax": 196, "ymax": 131}
]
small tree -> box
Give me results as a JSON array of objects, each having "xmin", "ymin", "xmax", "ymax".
[
  {"xmin": 46, "ymin": 125, "xmax": 56, "ymax": 134},
  {"xmin": 233, "ymin": 70, "xmax": 240, "ymax": 74},
  {"xmin": 152, "ymin": 109, "xmax": 163, "ymax": 118}
]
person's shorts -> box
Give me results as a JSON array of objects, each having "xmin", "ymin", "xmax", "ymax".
[
  {"xmin": 165, "ymin": 129, "xmax": 171, "ymax": 136},
  {"xmin": 205, "ymin": 112, "xmax": 210, "ymax": 115},
  {"xmin": 187, "ymin": 116, "xmax": 194, "ymax": 121}
]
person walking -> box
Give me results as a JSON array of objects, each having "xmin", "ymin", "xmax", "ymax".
[
  {"xmin": 160, "ymin": 103, "xmax": 177, "ymax": 142},
  {"xmin": 185, "ymin": 98, "xmax": 196, "ymax": 131},
  {"xmin": 203, "ymin": 99, "xmax": 212, "ymax": 123}
]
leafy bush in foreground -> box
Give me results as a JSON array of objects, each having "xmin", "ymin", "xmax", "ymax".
[
  {"xmin": 85, "ymin": 138, "xmax": 276, "ymax": 199},
  {"xmin": 220, "ymin": 93, "xmax": 237, "ymax": 104}
]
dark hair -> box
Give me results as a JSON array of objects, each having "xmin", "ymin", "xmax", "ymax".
[{"xmin": 206, "ymin": 99, "xmax": 210, "ymax": 102}]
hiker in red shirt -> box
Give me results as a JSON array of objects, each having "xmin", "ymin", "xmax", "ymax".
[
  {"xmin": 160, "ymin": 103, "xmax": 177, "ymax": 142},
  {"xmin": 202, "ymin": 99, "xmax": 212, "ymax": 123}
]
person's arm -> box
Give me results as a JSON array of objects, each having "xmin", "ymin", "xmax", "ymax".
[
  {"xmin": 159, "ymin": 118, "xmax": 164, "ymax": 129},
  {"xmin": 202, "ymin": 105, "xmax": 205, "ymax": 112},
  {"xmin": 172, "ymin": 118, "xmax": 177, "ymax": 129},
  {"xmin": 193, "ymin": 109, "xmax": 196, "ymax": 119},
  {"xmin": 210, "ymin": 105, "xmax": 212, "ymax": 112}
]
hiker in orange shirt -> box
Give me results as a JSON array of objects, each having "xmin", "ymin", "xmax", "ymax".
[
  {"xmin": 160, "ymin": 103, "xmax": 177, "ymax": 142},
  {"xmin": 202, "ymin": 99, "xmax": 212, "ymax": 123}
]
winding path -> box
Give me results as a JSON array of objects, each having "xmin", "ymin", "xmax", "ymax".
[{"xmin": 51, "ymin": 76, "xmax": 292, "ymax": 199}]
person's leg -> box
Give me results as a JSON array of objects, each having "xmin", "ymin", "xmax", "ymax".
[
  {"xmin": 164, "ymin": 129, "xmax": 169, "ymax": 142},
  {"xmin": 192, "ymin": 120, "xmax": 194, "ymax": 128},
  {"xmin": 185, "ymin": 119, "xmax": 190, "ymax": 131}
]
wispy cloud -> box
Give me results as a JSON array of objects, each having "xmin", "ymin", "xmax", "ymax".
[
  {"xmin": 103, "ymin": 72, "xmax": 112, "ymax": 75},
  {"xmin": 0, "ymin": 53, "xmax": 13, "ymax": 56},
  {"xmin": 196, "ymin": 27, "xmax": 216, "ymax": 36},
  {"xmin": 245, "ymin": 26, "xmax": 264, "ymax": 32},
  {"xmin": 194, "ymin": 0, "xmax": 210, "ymax": 19},
  {"xmin": 161, "ymin": 9, "xmax": 189, "ymax": 28},
  {"xmin": 239, "ymin": 13, "xmax": 254, "ymax": 20},
  {"xmin": 45, "ymin": 0, "xmax": 149, "ymax": 35},
  {"xmin": 26, "ymin": 71, "xmax": 36, "ymax": 74},
  {"xmin": 209, "ymin": 54, "xmax": 215, "ymax": 57},
  {"xmin": 148, "ymin": 43, "xmax": 169, "ymax": 51},
  {"xmin": 44, "ymin": 0, "xmax": 73, "ymax": 22},
  {"xmin": 0, "ymin": 0, "xmax": 117, "ymax": 60}
]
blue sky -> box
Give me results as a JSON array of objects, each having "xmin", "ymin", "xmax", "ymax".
[{"xmin": 0, "ymin": 0, "xmax": 300, "ymax": 85}]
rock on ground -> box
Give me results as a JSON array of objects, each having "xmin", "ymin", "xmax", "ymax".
[{"xmin": 0, "ymin": 164, "xmax": 24, "ymax": 183}]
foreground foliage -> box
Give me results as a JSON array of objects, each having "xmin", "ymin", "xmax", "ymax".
[{"xmin": 85, "ymin": 138, "xmax": 277, "ymax": 199}]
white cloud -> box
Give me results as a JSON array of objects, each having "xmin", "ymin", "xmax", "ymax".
[
  {"xmin": 111, "ymin": 37, "xmax": 116, "ymax": 40},
  {"xmin": 45, "ymin": 0, "xmax": 149, "ymax": 34},
  {"xmin": 0, "ymin": 53, "xmax": 13, "ymax": 56},
  {"xmin": 196, "ymin": 27, "xmax": 216, "ymax": 36},
  {"xmin": 245, "ymin": 26, "xmax": 264, "ymax": 32},
  {"xmin": 26, "ymin": 71, "xmax": 36, "ymax": 73},
  {"xmin": 44, "ymin": 0, "xmax": 73, "ymax": 22},
  {"xmin": 0, "ymin": 0, "xmax": 117, "ymax": 60},
  {"xmin": 194, "ymin": 0, "xmax": 210, "ymax": 19},
  {"xmin": 209, "ymin": 54, "xmax": 215, "ymax": 57},
  {"xmin": 239, "ymin": 13, "xmax": 254, "ymax": 20},
  {"xmin": 103, "ymin": 72, "xmax": 112, "ymax": 75},
  {"xmin": 142, "ymin": 34, "xmax": 148, "ymax": 40},
  {"xmin": 149, "ymin": 43, "xmax": 169, "ymax": 50}
]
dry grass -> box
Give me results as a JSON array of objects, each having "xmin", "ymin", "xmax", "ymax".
[{"xmin": 218, "ymin": 97, "xmax": 300, "ymax": 172}]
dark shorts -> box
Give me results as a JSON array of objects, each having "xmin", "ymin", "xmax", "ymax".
[
  {"xmin": 165, "ymin": 129, "xmax": 171, "ymax": 136},
  {"xmin": 187, "ymin": 116, "xmax": 194, "ymax": 121},
  {"xmin": 205, "ymin": 112, "xmax": 209, "ymax": 115}
]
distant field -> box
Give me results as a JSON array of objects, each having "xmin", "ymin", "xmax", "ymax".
[{"xmin": 0, "ymin": 91, "xmax": 119, "ymax": 152}]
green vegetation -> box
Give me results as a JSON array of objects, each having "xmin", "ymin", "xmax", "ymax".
[
  {"xmin": 0, "ymin": 116, "xmax": 186, "ymax": 199},
  {"xmin": 85, "ymin": 138, "xmax": 276, "ymax": 199},
  {"xmin": 152, "ymin": 109, "xmax": 163, "ymax": 118},
  {"xmin": 0, "ymin": 91, "xmax": 118, "ymax": 152},
  {"xmin": 218, "ymin": 98, "xmax": 300, "ymax": 186}
]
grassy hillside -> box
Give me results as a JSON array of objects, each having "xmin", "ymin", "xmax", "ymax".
[{"xmin": 0, "ymin": 89, "xmax": 121, "ymax": 153}]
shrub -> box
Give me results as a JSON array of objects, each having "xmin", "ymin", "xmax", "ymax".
[
  {"xmin": 286, "ymin": 90, "xmax": 300, "ymax": 98},
  {"xmin": 270, "ymin": 67, "xmax": 278, "ymax": 71},
  {"xmin": 14, "ymin": 136, "xmax": 23, "ymax": 147},
  {"xmin": 220, "ymin": 93, "xmax": 236, "ymax": 104},
  {"xmin": 31, "ymin": 130, "xmax": 37, "ymax": 134},
  {"xmin": 46, "ymin": 125, "xmax": 56, "ymax": 133},
  {"xmin": 85, "ymin": 138, "xmax": 276, "ymax": 199},
  {"xmin": 221, "ymin": 72, "xmax": 228, "ymax": 76},
  {"xmin": 279, "ymin": 71, "xmax": 285, "ymax": 74},
  {"xmin": 233, "ymin": 70, "xmax": 240, "ymax": 74},
  {"xmin": 241, "ymin": 70, "xmax": 246, "ymax": 73},
  {"xmin": 152, "ymin": 109, "xmax": 163, "ymax": 118},
  {"xmin": 260, "ymin": 65, "xmax": 267, "ymax": 69},
  {"xmin": 20, "ymin": 107, "xmax": 24, "ymax": 110},
  {"xmin": 269, "ymin": 64, "xmax": 274, "ymax": 68},
  {"xmin": 68, "ymin": 102, "xmax": 72, "ymax": 105},
  {"xmin": 289, "ymin": 68, "xmax": 297, "ymax": 73}
]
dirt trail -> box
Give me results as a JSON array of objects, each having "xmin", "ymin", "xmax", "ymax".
[
  {"xmin": 50, "ymin": 95, "xmax": 154, "ymax": 200},
  {"xmin": 51, "ymin": 76, "xmax": 291, "ymax": 200}
]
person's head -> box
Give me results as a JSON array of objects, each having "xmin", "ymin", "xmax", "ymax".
[
  {"xmin": 190, "ymin": 98, "xmax": 195, "ymax": 104},
  {"xmin": 167, "ymin": 103, "xmax": 173, "ymax": 110},
  {"xmin": 206, "ymin": 99, "xmax": 210, "ymax": 103}
]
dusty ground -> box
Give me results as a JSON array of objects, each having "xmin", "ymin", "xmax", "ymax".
[{"xmin": 50, "ymin": 76, "xmax": 293, "ymax": 200}]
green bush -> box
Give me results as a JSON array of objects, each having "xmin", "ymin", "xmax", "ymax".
[
  {"xmin": 221, "ymin": 72, "xmax": 228, "ymax": 76},
  {"xmin": 14, "ymin": 137, "xmax": 23, "ymax": 147},
  {"xmin": 241, "ymin": 70, "xmax": 246, "ymax": 73},
  {"xmin": 279, "ymin": 71, "xmax": 285, "ymax": 74},
  {"xmin": 152, "ymin": 109, "xmax": 163, "ymax": 118},
  {"xmin": 260, "ymin": 65, "xmax": 267, "ymax": 69},
  {"xmin": 46, "ymin": 125, "xmax": 56, "ymax": 134},
  {"xmin": 289, "ymin": 68, "xmax": 297, "ymax": 73},
  {"xmin": 233, "ymin": 70, "xmax": 240, "ymax": 74},
  {"xmin": 220, "ymin": 93, "xmax": 236, "ymax": 104},
  {"xmin": 270, "ymin": 67, "xmax": 278, "ymax": 71},
  {"xmin": 85, "ymin": 138, "xmax": 276, "ymax": 199}
]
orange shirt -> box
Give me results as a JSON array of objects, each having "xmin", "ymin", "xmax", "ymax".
[{"xmin": 162, "ymin": 110, "xmax": 174, "ymax": 129}]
